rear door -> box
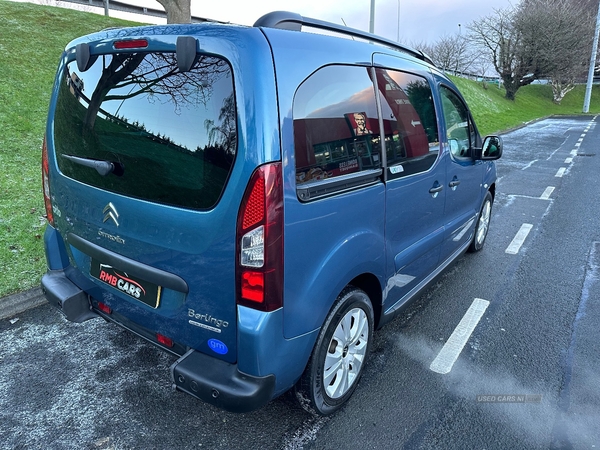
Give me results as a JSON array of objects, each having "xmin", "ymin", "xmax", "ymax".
[
  {"xmin": 373, "ymin": 64, "xmax": 446, "ymax": 309},
  {"xmin": 48, "ymin": 29, "xmax": 276, "ymax": 363}
]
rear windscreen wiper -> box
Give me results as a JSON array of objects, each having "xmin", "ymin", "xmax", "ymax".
[{"xmin": 61, "ymin": 155, "xmax": 124, "ymax": 176}]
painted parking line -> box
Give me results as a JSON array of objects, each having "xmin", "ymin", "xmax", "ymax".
[
  {"xmin": 565, "ymin": 157, "xmax": 573, "ymax": 164},
  {"xmin": 555, "ymin": 167, "xmax": 566, "ymax": 177},
  {"xmin": 540, "ymin": 186, "xmax": 555, "ymax": 200},
  {"xmin": 571, "ymin": 149, "xmax": 578, "ymax": 156},
  {"xmin": 506, "ymin": 223, "xmax": 533, "ymax": 255},
  {"xmin": 430, "ymin": 298, "xmax": 490, "ymax": 374}
]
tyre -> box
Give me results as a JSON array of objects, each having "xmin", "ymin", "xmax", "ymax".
[
  {"xmin": 295, "ymin": 286, "xmax": 374, "ymax": 416},
  {"xmin": 468, "ymin": 191, "xmax": 493, "ymax": 253}
]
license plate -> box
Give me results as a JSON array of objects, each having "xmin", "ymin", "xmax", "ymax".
[{"xmin": 90, "ymin": 258, "xmax": 161, "ymax": 308}]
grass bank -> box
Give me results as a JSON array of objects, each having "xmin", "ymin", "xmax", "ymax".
[
  {"xmin": 0, "ymin": 0, "xmax": 598, "ymax": 298},
  {"xmin": 451, "ymin": 76, "xmax": 600, "ymax": 136},
  {"xmin": 0, "ymin": 1, "xmax": 137, "ymax": 297}
]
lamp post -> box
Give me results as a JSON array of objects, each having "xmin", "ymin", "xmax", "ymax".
[
  {"xmin": 397, "ymin": 0, "xmax": 400, "ymax": 42},
  {"xmin": 583, "ymin": 2, "xmax": 600, "ymax": 113},
  {"xmin": 369, "ymin": 0, "xmax": 375, "ymax": 34}
]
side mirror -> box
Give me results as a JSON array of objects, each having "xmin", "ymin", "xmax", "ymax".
[{"xmin": 474, "ymin": 135, "xmax": 503, "ymax": 160}]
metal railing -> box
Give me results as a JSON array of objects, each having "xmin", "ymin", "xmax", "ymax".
[{"xmin": 59, "ymin": 0, "xmax": 213, "ymax": 23}]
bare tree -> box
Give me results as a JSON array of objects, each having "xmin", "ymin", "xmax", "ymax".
[
  {"xmin": 413, "ymin": 35, "xmax": 475, "ymax": 75},
  {"xmin": 517, "ymin": 0, "xmax": 594, "ymax": 103},
  {"xmin": 156, "ymin": 0, "xmax": 191, "ymax": 24},
  {"xmin": 433, "ymin": 34, "xmax": 475, "ymax": 75},
  {"xmin": 468, "ymin": 7, "xmax": 542, "ymax": 100},
  {"xmin": 80, "ymin": 53, "xmax": 229, "ymax": 130},
  {"xmin": 205, "ymin": 93, "xmax": 237, "ymax": 158},
  {"xmin": 471, "ymin": 55, "xmax": 495, "ymax": 89}
]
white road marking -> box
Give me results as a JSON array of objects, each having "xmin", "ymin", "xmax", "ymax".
[
  {"xmin": 571, "ymin": 149, "xmax": 578, "ymax": 156},
  {"xmin": 540, "ymin": 186, "xmax": 555, "ymax": 200},
  {"xmin": 575, "ymin": 142, "xmax": 581, "ymax": 147},
  {"xmin": 506, "ymin": 223, "xmax": 533, "ymax": 255},
  {"xmin": 555, "ymin": 167, "xmax": 566, "ymax": 177},
  {"xmin": 430, "ymin": 298, "xmax": 490, "ymax": 374},
  {"xmin": 565, "ymin": 157, "xmax": 573, "ymax": 164}
]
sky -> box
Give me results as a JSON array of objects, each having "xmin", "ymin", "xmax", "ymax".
[
  {"xmin": 18, "ymin": 0, "xmax": 516, "ymax": 45},
  {"xmin": 185, "ymin": 0, "xmax": 515, "ymax": 44}
]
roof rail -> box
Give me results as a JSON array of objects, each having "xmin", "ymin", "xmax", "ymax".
[{"xmin": 253, "ymin": 11, "xmax": 435, "ymax": 66}]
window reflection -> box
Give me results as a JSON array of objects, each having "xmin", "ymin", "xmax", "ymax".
[
  {"xmin": 293, "ymin": 65, "xmax": 380, "ymax": 185},
  {"xmin": 375, "ymin": 69, "xmax": 439, "ymax": 178},
  {"xmin": 55, "ymin": 53, "xmax": 237, "ymax": 210},
  {"xmin": 440, "ymin": 86, "xmax": 475, "ymax": 158},
  {"xmin": 293, "ymin": 65, "xmax": 440, "ymax": 187}
]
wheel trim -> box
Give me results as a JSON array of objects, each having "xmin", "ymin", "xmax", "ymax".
[
  {"xmin": 323, "ymin": 307, "xmax": 369, "ymax": 399},
  {"xmin": 476, "ymin": 200, "xmax": 491, "ymax": 245}
]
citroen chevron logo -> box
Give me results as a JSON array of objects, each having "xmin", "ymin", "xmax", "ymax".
[{"xmin": 102, "ymin": 202, "xmax": 119, "ymax": 227}]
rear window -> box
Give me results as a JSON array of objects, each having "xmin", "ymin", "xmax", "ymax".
[{"xmin": 53, "ymin": 52, "xmax": 236, "ymax": 210}]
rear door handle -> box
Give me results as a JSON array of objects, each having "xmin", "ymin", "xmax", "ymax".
[
  {"xmin": 449, "ymin": 180, "xmax": 461, "ymax": 188},
  {"xmin": 429, "ymin": 184, "xmax": 443, "ymax": 198}
]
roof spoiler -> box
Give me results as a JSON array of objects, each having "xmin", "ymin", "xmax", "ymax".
[{"xmin": 253, "ymin": 11, "xmax": 435, "ymax": 66}]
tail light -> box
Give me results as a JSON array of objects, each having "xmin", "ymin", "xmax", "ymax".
[
  {"xmin": 236, "ymin": 163, "xmax": 283, "ymax": 312},
  {"xmin": 41, "ymin": 136, "xmax": 54, "ymax": 227}
]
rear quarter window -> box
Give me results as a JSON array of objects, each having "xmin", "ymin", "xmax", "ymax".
[
  {"xmin": 293, "ymin": 65, "xmax": 382, "ymax": 198},
  {"xmin": 53, "ymin": 52, "xmax": 236, "ymax": 210}
]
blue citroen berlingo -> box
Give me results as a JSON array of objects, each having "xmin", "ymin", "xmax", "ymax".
[{"xmin": 41, "ymin": 11, "xmax": 502, "ymax": 415}]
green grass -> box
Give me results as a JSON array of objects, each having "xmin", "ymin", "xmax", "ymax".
[
  {"xmin": 0, "ymin": 0, "xmax": 138, "ymax": 297},
  {"xmin": 450, "ymin": 76, "xmax": 600, "ymax": 136},
  {"xmin": 0, "ymin": 0, "xmax": 599, "ymax": 298}
]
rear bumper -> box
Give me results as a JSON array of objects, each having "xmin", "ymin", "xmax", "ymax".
[
  {"xmin": 41, "ymin": 269, "xmax": 99, "ymax": 323},
  {"xmin": 171, "ymin": 349, "xmax": 275, "ymax": 413},
  {"xmin": 42, "ymin": 268, "xmax": 276, "ymax": 413}
]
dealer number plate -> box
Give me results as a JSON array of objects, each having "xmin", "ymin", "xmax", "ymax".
[{"xmin": 90, "ymin": 258, "xmax": 161, "ymax": 308}]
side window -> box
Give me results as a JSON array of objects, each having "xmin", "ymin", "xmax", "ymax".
[
  {"xmin": 374, "ymin": 68, "xmax": 439, "ymax": 179},
  {"xmin": 293, "ymin": 65, "xmax": 381, "ymax": 195},
  {"xmin": 440, "ymin": 86, "xmax": 475, "ymax": 158}
]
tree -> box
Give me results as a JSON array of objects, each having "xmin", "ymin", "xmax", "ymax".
[
  {"xmin": 80, "ymin": 52, "xmax": 229, "ymax": 137},
  {"xmin": 517, "ymin": 0, "xmax": 595, "ymax": 103},
  {"xmin": 468, "ymin": 7, "xmax": 539, "ymax": 100},
  {"xmin": 417, "ymin": 34, "xmax": 475, "ymax": 75},
  {"xmin": 156, "ymin": 0, "xmax": 191, "ymax": 24},
  {"xmin": 205, "ymin": 93, "xmax": 237, "ymax": 158},
  {"xmin": 468, "ymin": 1, "xmax": 596, "ymax": 102},
  {"xmin": 471, "ymin": 55, "xmax": 495, "ymax": 89}
]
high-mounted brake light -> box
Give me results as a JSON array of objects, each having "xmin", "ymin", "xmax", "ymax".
[
  {"xmin": 41, "ymin": 136, "xmax": 54, "ymax": 227},
  {"xmin": 236, "ymin": 163, "xmax": 283, "ymax": 312},
  {"xmin": 114, "ymin": 39, "xmax": 148, "ymax": 50}
]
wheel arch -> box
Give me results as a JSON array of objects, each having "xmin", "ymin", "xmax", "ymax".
[
  {"xmin": 488, "ymin": 182, "xmax": 496, "ymax": 201},
  {"xmin": 348, "ymin": 273, "xmax": 383, "ymax": 329}
]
